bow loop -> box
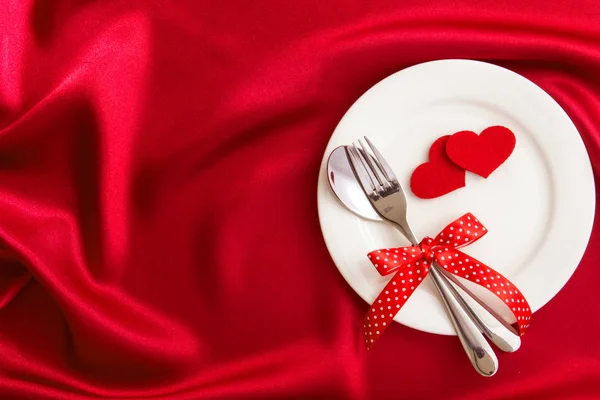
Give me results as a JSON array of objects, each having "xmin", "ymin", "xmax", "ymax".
[
  {"xmin": 432, "ymin": 212, "xmax": 487, "ymax": 248},
  {"xmin": 367, "ymin": 246, "xmax": 422, "ymax": 276}
]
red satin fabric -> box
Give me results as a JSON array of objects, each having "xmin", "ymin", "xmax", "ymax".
[{"xmin": 1, "ymin": 1, "xmax": 599, "ymax": 399}]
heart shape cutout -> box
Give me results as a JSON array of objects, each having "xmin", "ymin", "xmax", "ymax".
[
  {"xmin": 446, "ymin": 126, "xmax": 516, "ymax": 178},
  {"xmin": 410, "ymin": 135, "xmax": 466, "ymax": 199}
]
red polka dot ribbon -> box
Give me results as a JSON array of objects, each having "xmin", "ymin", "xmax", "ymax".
[{"xmin": 364, "ymin": 213, "xmax": 531, "ymax": 350}]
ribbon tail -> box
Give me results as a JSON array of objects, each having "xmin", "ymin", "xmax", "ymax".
[
  {"xmin": 363, "ymin": 261, "xmax": 429, "ymax": 350},
  {"xmin": 435, "ymin": 250, "xmax": 531, "ymax": 335}
]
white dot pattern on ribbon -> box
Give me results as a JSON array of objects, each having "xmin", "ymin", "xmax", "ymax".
[
  {"xmin": 363, "ymin": 258, "xmax": 429, "ymax": 350},
  {"xmin": 430, "ymin": 213, "xmax": 531, "ymax": 334},
  {"xmin": 368, "ymin": 246, "xmax": 421, "ymax": 276},
  {"xmin": 364, "ymin": 212, "xmax": 531, "ymax": 350},
  {"xmin": 435, "ymin": 249, "xmax": 531, "ymax": 333}
]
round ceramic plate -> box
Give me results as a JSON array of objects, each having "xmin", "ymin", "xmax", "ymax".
[{"xmin": 317, "ymin": 59, "xmax": 595, "ymax": 335}]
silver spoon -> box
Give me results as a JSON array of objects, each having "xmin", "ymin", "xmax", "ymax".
[{"xmin": 326, "ymin": 145, "xmax": 520, "ymax": 353}]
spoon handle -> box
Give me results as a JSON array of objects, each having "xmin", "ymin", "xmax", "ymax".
[
  {"xmin": 403, "ymin": 226, "xmax": 498, "ymax": 375},
  {"xmin": 429, "ymin": 263, "xmax": 498, "ymax": 376}
]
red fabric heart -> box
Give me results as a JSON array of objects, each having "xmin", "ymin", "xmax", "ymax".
[
  {"xmin": 446, "ymin": 126, "xmax": 516, "ymax": 178},
  {"xmin": 410, "ymin": 135, "xmax": 466, "ymax": 199}
]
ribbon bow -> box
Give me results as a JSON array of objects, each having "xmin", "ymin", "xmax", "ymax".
[{"xmin": 364, "ymin": 213, "xmax": 531, "ymax": 350}]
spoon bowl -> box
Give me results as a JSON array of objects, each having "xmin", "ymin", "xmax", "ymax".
[{"xmin": 326, "ymin": 146, "xmax": 380, "ymax": 221}]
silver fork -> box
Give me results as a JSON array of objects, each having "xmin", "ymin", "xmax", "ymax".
[{"xmin": 346, "ymin": 137, "xmax": 506, "ymax": 376}]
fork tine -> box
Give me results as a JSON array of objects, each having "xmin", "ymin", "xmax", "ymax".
[
  {"xmin": 359, "ymin": 136, "xmax": 390, "ymax": 182},
  {"xmin": 364, "ymin": 136, "xmax": 397, "ymax": 182},
  {"xmin": 356, "ymin": 139, "xmax": 386, "ymax": 187},
  {"xmin": 345, "ymin": 146, "xmax": 376, "ymax": 196},
  {"xmin": 352, "ymin": 142, "xmax": 382, "ymax": 188}
]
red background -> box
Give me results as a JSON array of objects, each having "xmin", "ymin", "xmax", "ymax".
[{"xmin": 1, "ymin": 1, "xmax": 599, "ymax": 399}]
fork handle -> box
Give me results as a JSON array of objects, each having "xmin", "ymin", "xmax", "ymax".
[{"xmin": 429, "ymin": 263, "xmax": 498, "ymax": 376}]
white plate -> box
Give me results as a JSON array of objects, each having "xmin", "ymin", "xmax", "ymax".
[{"xmin": 317, "ymin": 59, "xmax": 595, "ymax": 335}]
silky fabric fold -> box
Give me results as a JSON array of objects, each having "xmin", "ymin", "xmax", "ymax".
[{"xmin": 1, "ymin": 1, "xmax": 600, "ymax": 399}]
